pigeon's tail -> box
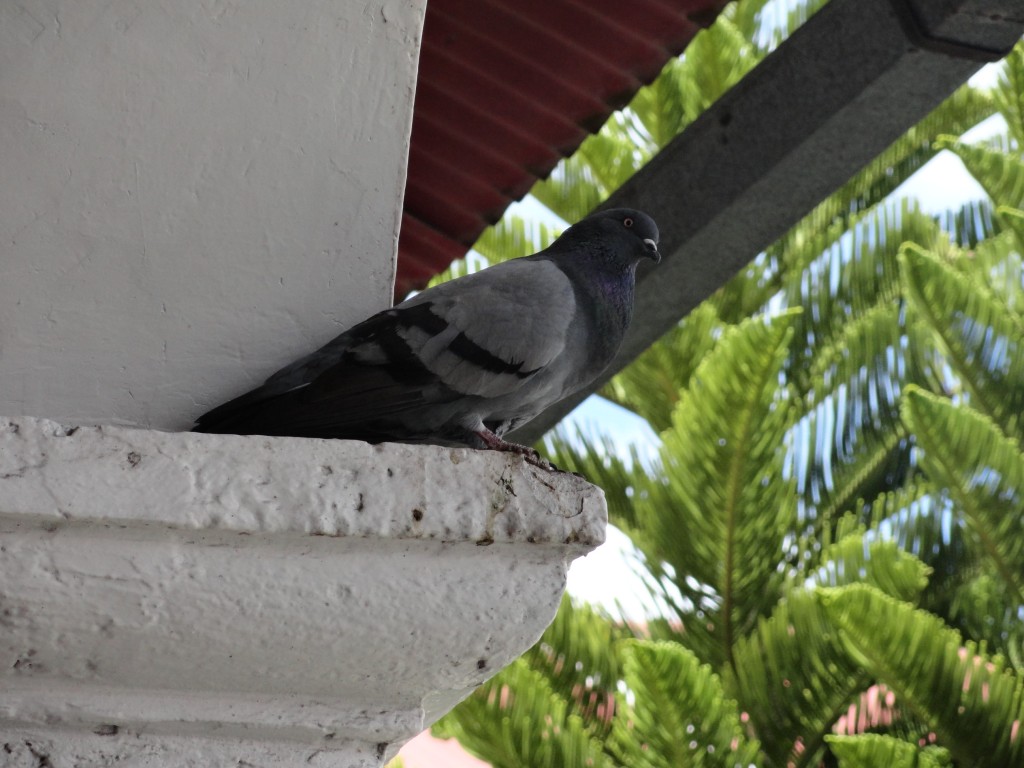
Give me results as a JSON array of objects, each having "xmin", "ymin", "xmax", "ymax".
[
  {"xmin": 191, "ymin": 363, "xmax": 437, "ymax": 441},
  {"xmin": 192, "ymin": 392, "xmax": 392, "ymax": 442},
  {"xmin": 192, "ymin": 411, "xmax": 385, "ymax": 442},
  {"xmin": 191, "ymin": 383, "xmax": 286, "ymax": 435},
  {"xmin": 191, "ymin": 406, "xmax": 279, "ymax": 437}
]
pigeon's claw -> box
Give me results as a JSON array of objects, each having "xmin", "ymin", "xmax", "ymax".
[
  {"xmin": 473, "ymin": 428, "xmax": 535, "ymax": 456},
  {"xmin": 474, "ymin": 429, "xmax": 555, "ymax": 471}
]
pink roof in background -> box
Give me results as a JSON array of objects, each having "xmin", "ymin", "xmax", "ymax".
[{"xmin": 398, "ymin": 731, "xmax": 489, "ymax": 767}]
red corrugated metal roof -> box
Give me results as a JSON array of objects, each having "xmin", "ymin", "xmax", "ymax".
[{"xmin": 395, "ymin": 0, "xmax": 731, "ymax": 299}]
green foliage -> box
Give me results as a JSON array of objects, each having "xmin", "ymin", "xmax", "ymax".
[
  {"xmin": 731, "ymin": 536, "xmax": 930, "ymax": 766},
  {"xmin": 827, "ymin": 734, "xmax": 951, "ymax": 768},
  {"xmin": 994, "ymin": 205, "xmax": 1024, "ymax": 263},
  {"xmin": 900, "ymin": 244, "xmax": 1024, "ymax": 439},
  {"xmin": 434, "ymin": 13, "xmax": 1024, "ymax": 768},
  {"xmin": 939, "ymin": 136, "xmax": 1024, "ymax": 216},
  {"xmin": 821, "ymin": 585, "xmax": 1024, "ymax": 767},
  {"xmin": 432, "ymin": 660, "xmax": 613, "ymax": 768},
  {"xmin": 637, "ymin": 315, "xmax": 797, "ymax": 667},
  {"xmin": 901, "ymin": 386, "xmax": 1024, "ymax": 602},
  {"xmin": 731, "ymin": 588, "xmax": 864, "ymax": 767},
  {"xmin": 808, "ymin": 532, "xmax": 931, "ymax": 599},
  {"xmin": 522, "ymin": 596, "xmax": 633, "ymax": 737},
  {"xmin": 610, "ymin": 641, "xmax": 761, "ymax": 768},
  {"xmin": 993, "ymin": 40, "xmax": 1024, "ymax": 146}
]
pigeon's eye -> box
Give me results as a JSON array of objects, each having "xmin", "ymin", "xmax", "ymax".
[{"xmin": 623, "ymin": 217, "xmax": 634, "ymax": 228}]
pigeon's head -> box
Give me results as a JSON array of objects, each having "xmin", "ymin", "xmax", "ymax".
[{"xmin": 560, "ymin": 208, "xmax": 660, "ymax": 268}]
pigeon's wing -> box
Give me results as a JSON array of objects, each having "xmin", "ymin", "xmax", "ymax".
[
  {"xmin": 193, "ymin": 257, "xmax": 578, "ymax": 438},
  {"xmin": 397, "ymin": 257, "xmax": 577, "ymax": 399}
]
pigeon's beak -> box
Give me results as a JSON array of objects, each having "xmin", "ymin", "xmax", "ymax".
[{"xmin": 643, "ymin": 238, "xmax": 661, "ymax": 264}]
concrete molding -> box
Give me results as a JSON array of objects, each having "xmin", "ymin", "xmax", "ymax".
[{"xmin": 0, "ymin": 417, "xmax": 606, "ymax": 766}]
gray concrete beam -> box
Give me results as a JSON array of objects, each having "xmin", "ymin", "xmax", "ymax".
[{"xmin": 516, "ymin": 0, "xmax": 1023, "ymax": 444}]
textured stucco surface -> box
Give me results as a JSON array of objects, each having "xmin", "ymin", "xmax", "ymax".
[
  {"xmin": 0, "ymin": 0, "xmax": 424, "ymax": 430},
  {"xmin": 0, "ymin": 417, "xmax": 605, "ymax": 544},
  {"xmin": 0, "ymin": 417, "xmax": 606, "ymax": 766}
]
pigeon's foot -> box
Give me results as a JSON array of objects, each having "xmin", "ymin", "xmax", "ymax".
[{"xmin": 474, "ymin": 430, "xmax": 555, "ymax": 471}]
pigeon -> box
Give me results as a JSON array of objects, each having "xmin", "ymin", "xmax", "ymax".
[{"xmin": 193, "ymin": 208, "xmax": 660, "ymax": 464}]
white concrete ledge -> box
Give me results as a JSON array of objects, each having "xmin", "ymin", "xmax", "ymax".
[{"xmin": 0, "ymin": 416, "xmax": 606, "ymax": 767}]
